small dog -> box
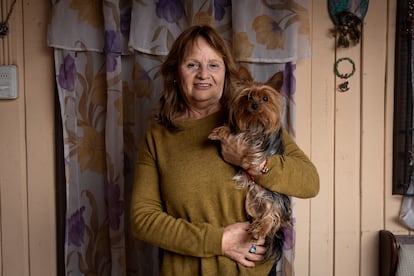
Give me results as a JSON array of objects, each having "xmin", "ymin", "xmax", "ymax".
[{"xmin": 209, "ymin": 67, "xmax": 292, "ymax": 262}]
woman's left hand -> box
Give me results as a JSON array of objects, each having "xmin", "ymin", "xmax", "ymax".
[{"xmin": 221, "ymin": 222, "xmax": 266, "ymax": 267}]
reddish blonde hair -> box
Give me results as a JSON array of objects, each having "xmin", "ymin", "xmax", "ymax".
[{"xmin": 155, "ymin": 25, "xmax": 237, "ymax": 131}]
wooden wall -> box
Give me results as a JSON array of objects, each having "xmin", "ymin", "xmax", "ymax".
[
  {"xmin": 0, "ymin": 1, "xmax": 56, "ymax": 275},
  {"xmin": 0, "ymin": 0, "xmax": 409, "ymax": 275},
  {"xmin": 295, "ymin": 0, "xmax": 409, "ymax": 275}
]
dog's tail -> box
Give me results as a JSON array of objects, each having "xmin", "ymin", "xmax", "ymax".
[
  {"xmin": 263, "ymin": 193, "xmax": 292, "ymax": 262},
  {"xmin": 264, "ymin": 227, "xmax": 285, "ymax": 262}
]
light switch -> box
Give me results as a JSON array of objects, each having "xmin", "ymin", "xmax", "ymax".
[{"xmin": 0, "ymin": 65, "xmax": 18, "ymax": 99}]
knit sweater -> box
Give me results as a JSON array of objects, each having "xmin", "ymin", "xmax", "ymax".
[{"xmin": 130, "ymin": 110, "xmax": 319, "ymax": 276}]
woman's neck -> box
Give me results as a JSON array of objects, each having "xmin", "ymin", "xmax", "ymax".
[{"xmin": 177, "ymin": 103, "xmax": 221, "ymax": 121}]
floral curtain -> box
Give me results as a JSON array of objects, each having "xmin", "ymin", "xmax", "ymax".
[{"xmin": 48, "ymin": 0, "xmax": 311, "ymax": 275}]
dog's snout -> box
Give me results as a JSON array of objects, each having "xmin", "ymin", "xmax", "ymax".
[{"xmin": 251, "ymin": 102, "xmax": 259, "ymax": 110}]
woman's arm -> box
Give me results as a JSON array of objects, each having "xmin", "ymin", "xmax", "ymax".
[
  {"xmin": 255, "ymin": 128, "xmax": 320, "ymax": 198},
  {"xmin": 220, "ymin": 128, "xmax": 319, "ymax": 198},
  {"xmin": 130, "ymin": 135, "xmax": 223, "ymax": 257}
]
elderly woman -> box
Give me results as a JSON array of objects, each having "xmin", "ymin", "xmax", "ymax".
[{"xmin": 130, "ymin": 25, "xmax": 319, "ymax": 275}]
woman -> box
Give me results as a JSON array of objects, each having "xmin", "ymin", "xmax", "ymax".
[{"xmin": 130, "ymin": 25, "xmax": 319, "ymax": 275}]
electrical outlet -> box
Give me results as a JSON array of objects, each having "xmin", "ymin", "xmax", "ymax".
[{"xmin": 0, "ymin": 65, "xmax": 18, "ymax": 99}]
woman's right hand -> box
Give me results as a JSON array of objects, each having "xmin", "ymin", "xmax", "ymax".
[
  {"xmin": 219, "ymin": 134, "xmax": 267, "ymax": 176},
  {"xmin": 221, "ymin": 222, "xmax": 266, "ymax": 267},
  {"xmin": 218, "ymin": 134, "xmax": 250, "ymax": 170}
]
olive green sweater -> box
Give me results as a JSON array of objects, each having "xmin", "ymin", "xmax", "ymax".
[{"xmin": 130, "ymin": 111, "xmax": 319, "ymax": 276}]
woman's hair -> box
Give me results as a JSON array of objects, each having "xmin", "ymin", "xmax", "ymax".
[{"xmin": 154, "ymin": 25, "xmax": 238, "ymax": 131}]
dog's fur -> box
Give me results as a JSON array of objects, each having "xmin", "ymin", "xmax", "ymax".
[{"xmin": 208, "ymin": 67, "xmax": 292, "ymax": 262}]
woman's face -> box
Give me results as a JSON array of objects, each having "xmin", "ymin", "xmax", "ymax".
[{"xmin": 177, "ymin": 36, "xmax": 226, "ymax": 111}]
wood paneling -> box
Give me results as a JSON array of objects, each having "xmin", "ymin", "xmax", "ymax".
[
  {"xmin": 0, "ymin": 0, "xmax": 30, "ymax": 275},
  {"xmin": 295, "ymin": 0, "xmax": 401, "ymax": 275},
  {"xmin": 360, "ymin": 1, "xmax": 388, "ymax": 275},
  {"xmin": 23, "ymin": 0, "xmax": 56, "ymax": 275},
  {"xmin": 306, "ymin": 0, "xmax": 335, "ymax": 275},
  {"xmin": 0, "ymin": 1, "xmax": 55, "ymax": 275}
]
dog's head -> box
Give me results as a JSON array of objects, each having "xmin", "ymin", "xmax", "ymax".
[{"xmin": 229, "ymin": 67, "xmax": 284, "ymax": 136}]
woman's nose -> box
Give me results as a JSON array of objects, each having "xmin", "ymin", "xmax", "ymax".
[{"xmin": 196, "ymin": 65, "xmax": 209, "ymax": 79}]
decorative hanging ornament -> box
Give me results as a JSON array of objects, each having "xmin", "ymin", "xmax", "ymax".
[
  {"xmin": 0, "ymin": 0, "xmax": 17, "ymax": 38},
  {"xmin": 328, "ymin": 0, "xmax": 369, "ymax": 48},
  {"xmin": 334, "ymin": 57, "xmax": 356, "ymax": 92}
]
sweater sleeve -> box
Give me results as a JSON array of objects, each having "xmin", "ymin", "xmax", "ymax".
[
  {"xmin": 130, "ymin": 131, "xmax": 224, "ymax": 257},
  {"xmin": 253, "ymin": 128, "xmax": 320, "ymax": 198}
]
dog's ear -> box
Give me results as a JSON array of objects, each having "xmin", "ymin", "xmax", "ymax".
[
  {"xmin": 265, "ymin": 71, "xmax": 284, "ymax": 92},
  {"xmin": 237, "ymin": 66, "xmax": 254, "ymax": 83}
]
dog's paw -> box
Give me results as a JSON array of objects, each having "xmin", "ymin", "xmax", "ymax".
[
  {"xmin": 208, "ymin": 126, "xmax": 230, "ymax": 141},
  {"xmin": 233, "ymin": 170, "xmax": 255, "ymax": 189}
]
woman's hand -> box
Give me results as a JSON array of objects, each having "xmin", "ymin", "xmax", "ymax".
[
  {"xmin": 219, "ymin": 134, "xmax": 249, "ymax": 169},
  {"xmin": 221, "ymin": 222, "xmax": 266, "ymax": 267}
]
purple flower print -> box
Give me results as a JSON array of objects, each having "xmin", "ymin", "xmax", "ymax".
[
  {"xmin": 156, "ymin": 0, "xmax": 184, "ymax": 23},
  {"xmin": 120, "ymin": 7, "xmax": 131, "ymax": 38},
  {"xmin": 271, "ymin": 21, "xmax": 283, "ymax": 34},
  {"xmin": 282, "ymin": 62, "xmax": 297, "ymax": 99},
  {"xmin": 104, "ymin": 30, "xmax": 121, "ymax": 72},
  {"xmin": 282, "ymin": 217, "xmax": 296, "ymax": 250},
  {"xmin": 105, "ymin": 30, "xmax": 122, "ymax": 54},
  {"xmin": 214, "ymin": 0, "xmax": 231, "ymax": 21},
  {"xmin": 107, "ymin": 183, "xmax": 124, "ymax": 231},
  {"xmin": 138, "ymin": 69, "xmax": 152, "ymax": 85},
  {"xmin": 106, "ymin": 55, "xmax": 118, "ymax": 73},
  {"xmin": 58, "ymin": 54, "xmax": 76, "ymax": 91},
  {"xmin": 67, "ymin": 206, "xmax": 86, "ymax": 247}
]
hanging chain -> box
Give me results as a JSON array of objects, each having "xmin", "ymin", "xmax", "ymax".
[{"xmin": 0, "ymin": 0, "xmax": 17, "ymax": 38}]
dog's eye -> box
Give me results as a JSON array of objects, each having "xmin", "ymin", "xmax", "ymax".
[{"xmin": 262, "ymin": 96, "xmax": 268, "ymax": 102}]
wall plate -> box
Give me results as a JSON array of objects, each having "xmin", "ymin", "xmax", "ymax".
[{"xmin": 0, "ymin": 65, "xmax": 18, "ymax": 99}]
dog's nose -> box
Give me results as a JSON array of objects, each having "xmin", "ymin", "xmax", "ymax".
[{"xmin": 251, "ymin": 102, "xmax": 259, "ymax": 110}]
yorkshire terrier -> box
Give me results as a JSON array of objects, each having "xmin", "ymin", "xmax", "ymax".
[{"xmin": 208, "ymin": 67, "xmax": 292, "ymax": 262}]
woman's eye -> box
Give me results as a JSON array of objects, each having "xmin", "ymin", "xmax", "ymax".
[
  {"xmin": 262, "ymin": 96, "xmax": 268, "ymax": 102},
  {"xmin": 187, "ymin": 63, "xmax": 200, "ymax": 70},
  {"xmin": 185, "ymin": 62, "xmax": 222, "ymax": 71},
  {"xmin": 207, "ymin": 63, "xmax": 220, "ymax": 71}
]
